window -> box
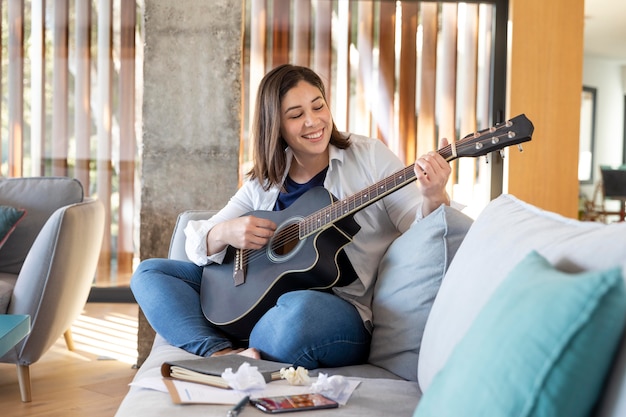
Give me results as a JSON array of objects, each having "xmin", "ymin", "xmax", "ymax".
[{"xmin": 242, "ymin": 0, "xmax": 508, "ymax": 216}]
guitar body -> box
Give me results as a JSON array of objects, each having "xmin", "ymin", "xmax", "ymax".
[{"xmin": 200, "ymin": 186, "xmax": 360, "ymax": 340}]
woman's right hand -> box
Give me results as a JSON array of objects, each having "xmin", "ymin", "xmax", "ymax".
[{"xmin": 206, "ymin": 215, "xmax": 277, "ymax": 255}]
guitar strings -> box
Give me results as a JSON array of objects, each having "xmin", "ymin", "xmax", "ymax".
[
  {"xmin": 239, "ymin": 125, "xmax": 517, "ymax": 267},
  {"xmin": 240, "ymin": 128, "xmax": 514, "ymax": 266}
]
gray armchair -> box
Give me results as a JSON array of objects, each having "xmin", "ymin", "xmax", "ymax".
[{"xmin": 0, "ymin": 177, "xmax": 105, "ymax": 402}]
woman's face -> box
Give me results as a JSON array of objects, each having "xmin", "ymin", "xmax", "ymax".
[{"xmin": 279, "ymin": 80, "xmax": 333, "ymax": 161}]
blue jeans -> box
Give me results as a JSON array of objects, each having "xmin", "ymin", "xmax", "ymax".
[{"xmin": 131, "ymin": 258, "xmax": 371, "ymax": 368}]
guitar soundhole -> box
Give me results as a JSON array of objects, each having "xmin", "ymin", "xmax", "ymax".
[{"xmin": 268, "ymin": 218, "xmax": 304, "ymax": 262}]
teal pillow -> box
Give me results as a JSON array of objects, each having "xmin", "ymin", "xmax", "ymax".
[
  {"xmin": 414, "ymin": 250, "xmax": 626, "ymax": 417},
  {"xmin": 0, "ymin": 205, "xmax": 26, "ymax": 249}
]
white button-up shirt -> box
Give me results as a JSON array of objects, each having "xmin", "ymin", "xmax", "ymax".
[{"xmin": 184, "ymin": 133, "xmax": 424, "ymax": 328}]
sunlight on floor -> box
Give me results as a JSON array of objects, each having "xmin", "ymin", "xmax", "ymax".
[{"xmin": 69, "ymin": 306, "xmax": 139, "ymax": 365}]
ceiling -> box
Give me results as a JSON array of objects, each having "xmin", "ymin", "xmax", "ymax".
[{"xmin": 584, "ymin": 0, "xmax": 626, "ymax": 60}]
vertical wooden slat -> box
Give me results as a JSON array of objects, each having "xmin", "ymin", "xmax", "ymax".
[
  {"xmin": 457, "ymin": 4, "xmax": 479, "ymax": 191},
  {"xmin": 440, "ymin": 3, "xmax": 458, "ymax": 191},
  {"xmin": 440, "ymin": 4, "xmax": 458, "ymax": 141},
  {"xmin": 355, "ymin": 1, "xmax": 374, "ymax": 136},
  {"xmin": 313, "ymin": 0, "xmax": 332, "ymax": 98},
  {"xmin": 8, "ymin": 0, "xmax": 24, "ymax": 177},
  {"xmin": 30, "ymin": 0, "xmax": 45, "ymax": 177},
  {"xmin": 416, "ymin": 3, "xmax": 438, "ymax": 157},
  {"xmin": 272, "ymin": 0, "xmax": 290, "ymax": 66},
  {"xmin": 334, "ymin": 0, "xmax": 351, "ymax": 130},
  {"xmin": 118, "ymin": 0, "xmax": 137, "ymax": 280},
  {"xmin": 471, "ymin": 4, "xmax": 495, "ymax": 211},
  {"xmin": 477, "ymin": 4, "xmax": 493, "ymax": 127},
  {"xmin": 52, "ymin": 0, "xmax": 69, "ymax": 176},
  {"xmin": 376, "ymin": 1, "xmax": 396, "ymax": 148},
  {"xmin": 0, "ymin": 1, "xmax": 2, "ymax": 173},
  {"xmin": 96, "ymin": 0, "xmax": 114, "ymax": 282},
  {"xmin": 75, "ymin": 0, "xmax": 91, "ymax": 190},
  {"xmin": 398, "ymin": 1, "xmax": 418, "ymax": 164},
  {"xmin": 293, "ymin": 0, "xmax": 311, "ymax": 66},
  {"xmin": 247, "ymin": 0, "xmax": 267, "ymax": 169}
]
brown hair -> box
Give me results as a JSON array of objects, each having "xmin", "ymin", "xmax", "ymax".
[{"xmin": 247, "ymin": 64, "xmax": 350, "ymax": 190}]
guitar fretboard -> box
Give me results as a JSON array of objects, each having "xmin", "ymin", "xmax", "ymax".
[
  {"xmin": 299, "ymin": 165, "xmax": 416, "ymax": 238},
  {"xmin": 297, "ymin": 115, "xmax": 531, "ymax": 239}
]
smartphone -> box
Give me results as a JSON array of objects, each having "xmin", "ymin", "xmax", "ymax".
[{"xmin": 250, "ymin": 393, "xmax": 338, "ymax": 413}]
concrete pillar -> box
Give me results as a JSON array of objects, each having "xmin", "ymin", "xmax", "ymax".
[{"xmin": 137, "ymin": 0, "xmax": 243, "ymax": 365}]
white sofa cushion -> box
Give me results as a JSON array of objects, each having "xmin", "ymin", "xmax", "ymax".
[
  {"xmin": 368, "ymin": 205, "xmax": 472, "ymax": 381},
  {"xmin": 418, "ymin": 194, "xmax": 626, "ymax": 392},
  {"xmin": 414, "ymin": 250, "xmax": 626, "ymax": 417}
]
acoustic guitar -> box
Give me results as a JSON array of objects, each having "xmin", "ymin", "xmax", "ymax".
[{"xmin": 201, "ymin": 114, "xmax": 534, "ymax": 339}]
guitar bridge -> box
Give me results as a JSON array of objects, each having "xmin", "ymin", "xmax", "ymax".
[{"xmin": 233, "ymin": 248, "xmax": 245, "ymax": 286}]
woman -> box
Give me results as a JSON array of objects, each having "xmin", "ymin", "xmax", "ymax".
[{"xmin": 131, "ymin": 64, "xmax": 451, "ymax": 369}]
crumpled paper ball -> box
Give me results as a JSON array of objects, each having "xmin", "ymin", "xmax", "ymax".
[
  {"xmin": 311, "ymin": 373, "xmax": 349, "ymax": 402},
  {"xmin": 221, "ymin": 362, "xmax": 267, "ymax": 391},
  {"xmin": 279, "ymin": 366, "xmax": 311, "ymax": 385}
]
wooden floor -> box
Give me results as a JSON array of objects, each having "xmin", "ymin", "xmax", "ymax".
[{"xmin": 0, "ymin": 303, "xmax": 139, "ymax": 417}]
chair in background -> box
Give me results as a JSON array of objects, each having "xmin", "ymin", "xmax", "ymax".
[
  {"xmin": 580, "ymin": 180, "xmax": 608, "ymax": 223},
  {"xmin": 0, "ymin": 177, "xmax": 105, "ymax": 402},
  {"xmin": 600, "ymin": 165, "xmax": 626, "ymax": 222}
]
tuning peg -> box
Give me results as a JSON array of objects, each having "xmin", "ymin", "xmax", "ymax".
[{"xmin": 518, "ymin": 144, "xmax": 524, "ymax": 152}]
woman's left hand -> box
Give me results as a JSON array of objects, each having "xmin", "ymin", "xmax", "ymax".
[{"xmin": 414, "ymin": 138, "xmax": 452, "ymax": 216}]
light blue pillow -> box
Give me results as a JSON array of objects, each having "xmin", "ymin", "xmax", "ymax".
[
  {"xmin": 368, "ymin": 205, "xmax": 473, "ymax": 381},
  {"xmin": 414, "ymin": 250, "xmax": 626, "ymax": 417}
]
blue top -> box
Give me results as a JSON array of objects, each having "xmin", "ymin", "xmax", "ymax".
[{"xmin": 273, "ymin": 166, "xmax": 328, "ymax": 211}]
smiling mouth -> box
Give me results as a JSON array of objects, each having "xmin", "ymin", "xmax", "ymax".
[{"xmin": 303, "ymin": 129, "xmax": 324, "ymax": 140}]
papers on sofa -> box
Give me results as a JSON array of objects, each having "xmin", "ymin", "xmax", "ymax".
[
  {"xmin": 165, "ymin": 377, "xmax": 360, "ymax": 405},
  {"xmin": 163, "ymin": 378, "xmax": 248, "ymax": 404},
  {"xmin": 130, "ymin": 376, "xmax": 360, "ymax": 406}
]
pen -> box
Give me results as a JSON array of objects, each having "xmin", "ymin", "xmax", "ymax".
[{"xmin": 227, "ymin": 395, "xmax": 250, "ymax": 417}]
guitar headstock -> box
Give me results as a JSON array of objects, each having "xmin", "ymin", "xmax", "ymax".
[{"xmin": 441, "ymin": 114, "xmax": 534, "ymax": 161}]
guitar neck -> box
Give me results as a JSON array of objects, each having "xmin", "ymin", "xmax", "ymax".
[
  {"xmin": 299, "ymin": 114, "xmax": 534, "ymax": 238},
  {"xmin": 300, "ymin": 164, "xmax": 417, "ymax": 238}
]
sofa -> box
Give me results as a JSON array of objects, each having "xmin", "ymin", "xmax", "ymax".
[
  {"xmin": 0, "ymin": 176, "xmax": 105, "ymax": 401},
  {"xmin": 116, "ymin": 194, "xmax": 626, "ymax": 416}
]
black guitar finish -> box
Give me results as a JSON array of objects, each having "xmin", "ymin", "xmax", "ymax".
[{"xmin": 201, "ymin": 186, "xmax": 360, "ymax": 340}]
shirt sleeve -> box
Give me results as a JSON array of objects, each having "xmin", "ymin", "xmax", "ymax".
[
  {"xmin": 183, "ymin": 179, "xmax": 266, "ymax": 266},
  {"xmin": 412, "ymin": 197, "xmax": 466, "ymax": 222},
  {"xmin": 184, "ymin": 218, "xmax": 225, "ymax": 266}
]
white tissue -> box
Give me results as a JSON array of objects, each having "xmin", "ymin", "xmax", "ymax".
[
  {"xmin": 221, "ymin": 362, "xmax": 267, "ymax": 391},
  {"xmin": 310, "ymin": 373, "xmax": 349, "ymax": 402}
]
